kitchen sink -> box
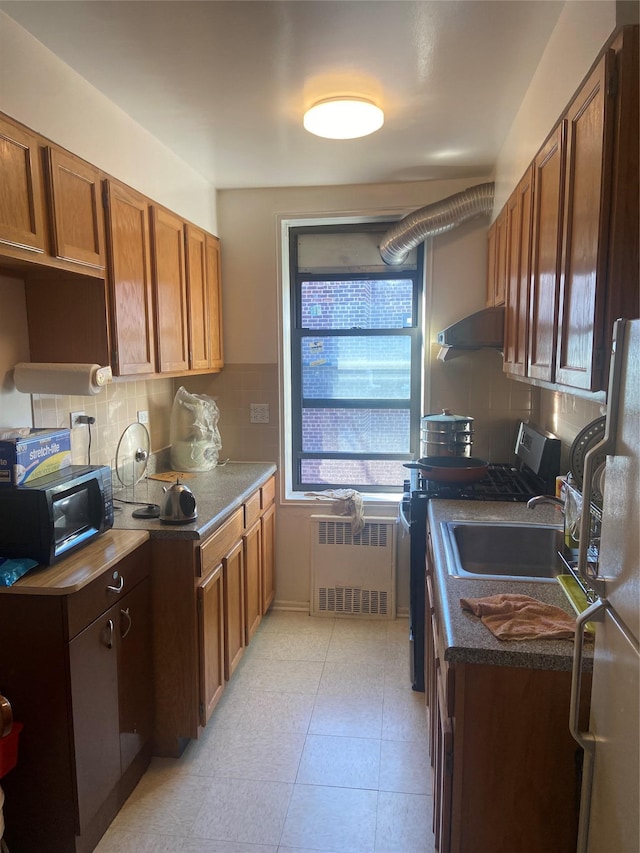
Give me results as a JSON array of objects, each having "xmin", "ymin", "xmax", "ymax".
[{"xmin": 442, "ymin": 521, "xmax": 566, "ymax": 582}]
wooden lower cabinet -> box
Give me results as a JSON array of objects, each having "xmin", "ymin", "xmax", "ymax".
[
  {"xmin": 244, "ymin": 518, "xmax": 263, "ymax": 643},
  {"xmin": 425, "ymin": 555, "xmax": 589, "ymax": 852},
  {"xmin": 197, "ymin": 562, "xmax": 225, "ymax": 725},
  {"xmin": 261, "ymin": 481, "xmax": 276, "ymax": 613},
  {"xmin": 0, "ymin": 543, "xmax": 152, "ymax": 853},
  {"xmin": 152, "ymin": 478, "xmax": 276, "ymax": 754},
  {"xmin": 223, "ymin": 539, "xmax": 246, "ymax": 679}
]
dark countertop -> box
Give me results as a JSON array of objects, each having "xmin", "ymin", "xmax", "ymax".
[
  {"xmin": 112, "ymin": 461, "xmax": 277, "ymax": 540},
  {"xmin": 427, "ymin": 499, "xmax": 593, "ymax": 672}
]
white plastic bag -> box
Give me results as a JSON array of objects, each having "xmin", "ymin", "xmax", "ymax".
[{"xmin": 170, "ymin": 386, "xmax": 222, "ymax": 472}]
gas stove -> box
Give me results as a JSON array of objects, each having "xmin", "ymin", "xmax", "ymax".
[{"xmin": 402, "ymin": 421, "xmax": 560, "ymax": 692}]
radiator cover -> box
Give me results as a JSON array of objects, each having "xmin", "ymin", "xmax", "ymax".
[{"xmin": 310, "ymin": 515, "xmax": 397, "ymax": 619}]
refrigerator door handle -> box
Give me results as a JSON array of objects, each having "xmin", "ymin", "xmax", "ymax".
[{"xmin": 570, "ymin": 598, "xmax": 607, "ymax": 853}]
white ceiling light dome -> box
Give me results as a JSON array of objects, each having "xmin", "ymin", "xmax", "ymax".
[{"xmin": 303, "ymin": 97, "xmax": 384, "ymax": 139}]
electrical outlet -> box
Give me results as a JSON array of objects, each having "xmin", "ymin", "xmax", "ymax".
[
  {"xmin": 70, "ymin": 411, "xmax": 86, "ymax": 429},
  {"xmin": 137, "ymin": 410, "xmax": 149, "ymax": 425},
  {"xmin": 250, "ymin": 403, "xmax": 270, "ymax": 424}
]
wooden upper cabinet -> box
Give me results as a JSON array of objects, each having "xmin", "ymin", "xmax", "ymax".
[
  {"xmin": 485, "ymin": 219, "xmax": 497, "ymax": 307},
  {"xmin": 186, "ymin": 226, "xmax": 224, "ymax": 371},
  {"xmin": 185, "ymin": 224, "xmax": 210, "ymax": 370},
  {"xmin": 555, "ymin": 50, "xmax": 615, "ymax": 391},
  {"xmin": 150, "ymin": 205, "xmax": 190, "ymax": 373},
  {"xmin": 104, "ymin": 179, "xmax": 156, "ymax": 376},
  {"xmin": 503, "ymin": 165, "xmax": 534, "ymax": 377},
  {"xmin": 0, "ymin": 115, "xmax": 45, "ymax": 254},
  {"xmin": 44, "ymin": 146, "xmax": 105, "ymax": 270},
  {"xmin": 206, "ymin": 233, "xmax": 224, "ymax": 370},
  {"xmin": 494, "ymin": 210, "xmax": 507, "ymax": 307},
  {"xmin": 528, "ymin": 121, "xmax": 566, "ymax": 382}
]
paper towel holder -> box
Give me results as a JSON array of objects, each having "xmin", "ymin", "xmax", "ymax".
[{"xmin": 13, "ymin": 362, "xmax": 113, "ymax": 396}]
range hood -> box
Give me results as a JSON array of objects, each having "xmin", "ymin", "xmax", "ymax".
[{"xmin": 436, "ymin": 306, "xmax": 505, "ymax": 362}]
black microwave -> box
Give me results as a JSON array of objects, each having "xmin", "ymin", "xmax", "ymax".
[{"xmin": 0, "ymin": 464, "xmax": 114, "ymax": 566}]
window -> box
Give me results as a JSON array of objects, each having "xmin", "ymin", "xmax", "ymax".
[{"xmin": 289, "ymin": 223, "xmax": 423, "ymax": 493}]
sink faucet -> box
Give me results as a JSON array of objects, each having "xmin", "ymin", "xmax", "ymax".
[{"xmin": 527, "ymin": 495, "xmax": 564, "ymax": 512}]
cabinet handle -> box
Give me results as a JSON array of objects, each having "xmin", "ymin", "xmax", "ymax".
[
  {"xmin": 120, "ymin": 607, "xmax": 132, "ymax": 639},
  {"xmin": 107, "ymin": 576, "xmax": 124, "ymax": 593},
  {"xmin": 105, "ymin": 618, "xmax": 115, "ymax": 649}
]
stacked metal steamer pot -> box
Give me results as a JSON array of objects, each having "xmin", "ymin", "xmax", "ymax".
[{"xmin": 420, "ymin": 409, "xmax": 474, "ymax": 458}]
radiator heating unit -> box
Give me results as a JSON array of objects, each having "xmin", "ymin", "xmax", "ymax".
[{"xmin": 310, "ymin": 515, "xmax": 397, "ymax": 619}]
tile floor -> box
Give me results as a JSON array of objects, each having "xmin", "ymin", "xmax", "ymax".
[{"xmin": 95, "ymin": 611, "xmax": 436, "ymax": 853}]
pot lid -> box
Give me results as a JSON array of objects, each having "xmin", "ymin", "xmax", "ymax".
[{"xmin": 421, "ymin": 409, "xmax": 474, "ymax": 424}]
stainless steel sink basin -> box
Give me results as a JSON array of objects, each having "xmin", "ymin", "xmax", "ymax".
[{"xmin": 442, "ymin": 521, "xmax": 565, "ymax": 582}]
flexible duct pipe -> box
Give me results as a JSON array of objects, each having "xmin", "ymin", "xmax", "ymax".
[{"xmin": 379, "ymin": 182, "xmax": 495, "ymax": 265}]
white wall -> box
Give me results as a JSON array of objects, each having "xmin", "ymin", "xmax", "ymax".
[
  {"xmin": 492, "ymin": 1, "xmax": 617, "ymax": 212},
  {"xmin": 0, "ymin": 12, "xmax": 217, "ymax": 233}
]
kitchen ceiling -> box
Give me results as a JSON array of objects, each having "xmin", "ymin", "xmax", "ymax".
[{"xmin": 0, "ymin": 0, "xmax": 566, "ymax": 190}]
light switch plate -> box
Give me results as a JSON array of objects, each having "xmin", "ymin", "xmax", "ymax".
[{"xmin": 250, "ymin": 403, "xmax": 269, "ymax": 424}]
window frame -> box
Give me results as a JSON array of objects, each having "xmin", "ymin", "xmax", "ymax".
[{"xmin": 288, "ymin": 222, "xmax": 424, "ymax": 494}]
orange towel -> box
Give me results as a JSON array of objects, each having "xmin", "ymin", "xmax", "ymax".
[{"xmin": 459, "ymin": 593, "xmax": 588, "ymax": 641}]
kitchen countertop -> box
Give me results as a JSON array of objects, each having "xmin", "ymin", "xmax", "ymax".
[
  {"xmin": 112, "ymin": 461, "xmax": 277, "ymax": 539},
  {"xmin": 428, "ymin": 499, "xmax": 593, "ymax": 672},
  {"xmin": 0, "ymin": 529, "xmax": 150, "ymax": 595}
]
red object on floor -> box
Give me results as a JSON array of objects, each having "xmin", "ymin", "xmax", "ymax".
[{"xmin": 0, "ymin": 723, "xmax": 22, "ymax": 778}]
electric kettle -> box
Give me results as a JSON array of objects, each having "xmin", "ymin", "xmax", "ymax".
[{"xmin": 159, "ymin": 478, "xmax": 198, "ymax": 524}]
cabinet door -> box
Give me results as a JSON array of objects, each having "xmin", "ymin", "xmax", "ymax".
[
  {"xmin": 528, "ymin": 122, "xmax": 566, "ymax": 381},
  {"xmin": 485, "ymin": 220, "xmax": 497, "ymax": 307},
  {"xmin": 150, "ymin": 206, "xmax": 189, "ymax": 373},
  {"xmin": 69, "ymin": 605, "xmax": 121, "ymax": 833},
  {"xmin": 117, "ymin": 577, "xmax": 153, "ymax": 775},
  {"xmin": 223, "ymin": 539, "xmax": 245, "ymax": 680},
  {"xmin": 185, "ymin": 224, "xmax": 210, "ymax": 370},
  {"xmin": 555, "ymin": 51, "xmax": 615, "ymax": 390},
  {"xmin": 206, "ymin": 233, "xmax": 224, "ymax": 369},
  {"xmin": 503, "ymin": 166, "xmax": 534, "ymax": 376},
  {"xmin": 104, "ymin": 179, "xmax": 156, "ymax": 375},
  {"xmin": 0, "ymin": 115, "xmax": 45, "ymax": 254},
  {"xmin": 45, "ymin": 146, "xmax": 105, "ymax": 269},
  {"xmin": 243, "ymin": 518, "xmax": 262, "ymax": 644},
  {"xmin": 198, "ymin": 562, "xmax": 225, "ymax": 725},
  {"xmin": 492, "ymin": 208, "xmax": 507, "ymax": 307},
  {"xmin": 260, "ymin": 501, "xmax": 276, "ymax": 614}
]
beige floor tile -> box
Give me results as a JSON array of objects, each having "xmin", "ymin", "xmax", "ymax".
[
  {"xmin": 110, "ymin": 764, "xmax": 209, "ymax": 836},
  {"xmin": 331, "ymin": 618, "xmax": 390, "ymax": 640},
  {"xmin": 374, "ymin": 790, "xmax": 434, "ymax": 852},
  {"xmin": 379, "ymin": 739, "xmax": 432, "ymax": 795},
  {"xmin": 239, "ymin": 658, "xmax": 325, "ymax": 693},
  {"xmin": 233, "ymin": 690, "xmax": 315, "ymax": 734},
  {"xmin": 190, "ymin": 777, "xmax": 292, "ymax": 846},
  {"xmin": 296, "ymin": 734, "xmax": 380, "ymax": 789},
  {"xmin": 249, "ymin": 630, "xmax": 331, "ymax": 661},
  {"xmin": 309, "ymin": 692, "xmax": 383, "ymax": 739},
  {"xmin": 280, "ymin": 784, "xmax": 377, "ymax": 852},
  {"xmin": 260, "ymin": 611, "xmax": 335, "ymax": 636},
  {"xmin": 318, "ymin": 660, "xmax": 384, "ymax": 698},
  {"xmin": 381, "ymin": 688, "xmax": 428, "ymax": 742},
  {"xmin": 94, "ymin": 828, "xmax": 186, "ymax": 851},
  {"xmin": 326, "ymin": 634, "xmax": 388, "ymax": 664},
  {"xmin": 191, "ymin": 728, "xmax": 306, "ymax": 782},
  {"xmin": 182, "ymin": 839, "xmax": 278, "ymax": 852}
]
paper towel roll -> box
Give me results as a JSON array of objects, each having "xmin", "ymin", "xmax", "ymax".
[{"xmin": 13, "ymin": 363, "xmax": 112, "ymax": 396}]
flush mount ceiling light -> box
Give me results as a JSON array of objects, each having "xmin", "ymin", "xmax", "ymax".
[{"xmin": 303, "ymin": 97, "xmax": 384, "ymax": 139}]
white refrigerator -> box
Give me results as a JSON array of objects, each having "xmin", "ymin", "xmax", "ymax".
[{"xmin": 570, "ymin": 318, "xmax": 640, "ymax": 853}]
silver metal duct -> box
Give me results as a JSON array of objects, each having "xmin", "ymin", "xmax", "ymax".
[{"xmin": 379, "ymin": 182, "xmax": 495, "ymax": 265}]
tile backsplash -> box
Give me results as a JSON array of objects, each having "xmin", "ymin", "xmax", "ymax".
[
  {"xmin": 30, "ymin": 364, "xmax": 280, "ymax": 471},
  {"xmin": 428, "ymin": 345, "xmax": 539, "ymax": 462},
  {"xmin": 31, "ymin": 378, "xmax": 175, "ymax": 469}
]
